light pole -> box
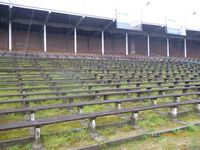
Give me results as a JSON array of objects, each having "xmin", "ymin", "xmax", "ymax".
[
  {"xmin": 185, "ymin": 11, "xmax": 197, "ymax": 30},
  {"xmin": 141, "ymin": 1, "xmax": 151, "ymax": 24},
  {"xmin": 184, "ymin": 11, "xmax": 197, "ymax": 58}
]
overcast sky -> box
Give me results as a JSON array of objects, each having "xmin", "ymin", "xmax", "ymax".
[{"xmin": 1, "ymin": 0, "xmax": 200, "ymax": 30}]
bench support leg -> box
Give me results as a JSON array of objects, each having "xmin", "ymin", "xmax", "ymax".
[
  {"xmin": 195, "ymin": 103, "xmax": 200, "ymax": 113},
  {"xmin": 152, "ymin": 99, "xmax": 157, "ymax": 105},
  {"xmin": 130, "ymin": 112, "xmax": 138, "ymax": 127},
  {"xmin": 170, "ymin": 107, "xmax": 177, "ymax": 119},
  {"xmin": 78, "ymin": 106, "xmax": 84, "ymax": 114},
  {"xmin": 115, "ymin": 102, "xmax": 121, "ymax": 110},
  {"xmin": 32, "ymin": 127, "xmax": 45, "ymax": 150},
  {"xmin": 173, "ymin": 96, "xmax": 180, "ymax": 103},
  {"xmin": 88, "ymin": 118, "xmax": 96, "ymax": 132}
]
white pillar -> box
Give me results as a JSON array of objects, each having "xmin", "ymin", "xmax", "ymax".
[
  {"xmin": 184, "ymin": 38, "xmax": 187, "ymax": 58},
  {"xmin": 115, "ymin": 102, "xmax": 122, "ymax": 110},
  {"xmin": 152, "ymin": 99, "xmax": 157, "ymax": 105},
  {"xmin": 9, "ymin": 21, "xmax": 12, "ymax": 52},
  {"xmin": 171, "ymin": 107, "xmax": 177, "ymax": 118},
  {"xmin": 167, "ymin": 37, "xmax": 169, "ymax": 57},
  {"xmin": 78, "ymin": 106, "xmax": 83, "ymax": 114},
  {"xmin": 74, "ymin": 28, "xmax": 77, "ymax": 54},
  {"xmin": 196, "ymin": 103, "xmax": 200, "ymax": 112},
  {"xmin": 130, "ymin": 112, "xmax": 138, "ymax": 126},
  {"xmin": 101, "ymin": 30, "xmax": 104, "ymax": 55},
  {"xmin": 43, "ymin": 25, "xmax": 47, "ymax": 52},
  {"xmin": 126, "ymin": 33, "xmax": 128, "ymax": 55},
  {"xmin": 89, "ymin": 118, "xmax": 96, "ymax": 130},
  {"xmin": 147, "ymin": 34, "xmax": 150, "ymax": 57},
  {"xmin": 31, "ymin": 112, "xmax": 35, "ymax": 121}
]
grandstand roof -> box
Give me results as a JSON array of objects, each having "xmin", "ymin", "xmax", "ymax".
[{"xmin": 0, "ymin": 2, "xmax": 200, "ymax": 40}]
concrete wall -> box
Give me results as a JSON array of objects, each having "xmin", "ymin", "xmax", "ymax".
[
  {"xmin": 47, "ymin": 27, "xmax": 74, "ymax": 53},
  {"xmin": 105, "ymin": 33, "xmax": 126, "ymax": 55},
  {"xmin": 129, "ymin": 35, "xmax": 148, "ymax": 55},
  {"xmin": 13, "ymin": 29, "xmax": 43, "ymax": 51},
  {"xmin": 187, "ymin": 40, "xmax": 200, "ymax": 58},
  {"xmin": 150, "ymin": 36, "xmax": 167, "ymax": 56},
  {"xmin": 0, "ymin": 22, "xmax": 8, "ymax": 50},
  {"xmin": 169, "ymin": 38, "xmax": 184, "ymax": 57}
]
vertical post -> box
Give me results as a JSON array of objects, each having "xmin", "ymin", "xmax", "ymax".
[
  {"xmin": 147, "ymin": 34, "xmax": 150, "ymax": 57},
  {"xmin": 31, "ymin": 112, "xmax": 35, "ymax": 121},
  {"xmin": 32, "ymin": 126, "xmax": 45, "ymax": 149},
  {"xmin": 9, "ymin": 21, "xmax": 12, "ymax": 52},
  {"xmin": 126, "ymin": 33, "xmax": 128, "ymax": 55},
  {"xmin": 184, "ymin": 38, "xmax": 187, "ymax": 58},
  {"xmin": 88, "ymin": 118, "xmax": 96, "ymax": 132},
  {"xmin": 74, "ymin": 28, "xmax": 77, "ymax": 54},
  {"xmin": 115, "ymin": 102, "xmax": 122, "ymax": 110},
  {"xmin": 171, "ymin": 107, "xmax": 177, "ymax": 118},
  {"xmin": 196, "ymin": 103, "xmax": 200, "ymax": 112},
  {"xmin": 167, "ymin": 37, "xmax": 169, "ymax": 57},
  {"xmin": 43, "ymin": 25, "xmax": 47, "ymax": 52},
  {"xmin": 152, "ymin": 98, "xmax": 157, "ymax": 105},
  {"xmin": 78, "ymin": 106, "xmax": 84, "ymax": 114},
  {"xmin": 101, "ymin": 30, "xmax": 104, "ymax": 55},
  {"xmin": 130, "ymin": 112, "xmax": 138, "ymax": 126}
]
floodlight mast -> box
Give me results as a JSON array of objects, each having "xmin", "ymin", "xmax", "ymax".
[
  {"xmin": 141, "ymin": 1, "xmax": 151, "ymax": 24},
  {"xmin": 185, "ymin": 11, "xmax": 197, "ymax": 30},
  {"xmin": 184, "ymin": 11, "xmax": 197, "ymax": 58}
]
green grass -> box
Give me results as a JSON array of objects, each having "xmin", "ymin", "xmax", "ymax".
[
  {"xmin": 8, "ymin": 143, "xmax": 32, "ymax": 150},
  {"xmin": 0, "ymin": 128, "xmax": 30, "ymax": 140},
  {"xmin": 104, "ymin": 126, "xmax": 200, "ymax": 150},
  {"xmin": 138, "ymin": 111, "xmax": 179, "ymax": 132}
]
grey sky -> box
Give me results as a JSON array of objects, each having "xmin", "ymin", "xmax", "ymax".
[{"xmin": 1, "ymin": 0, "xmax": 200, "ymax": 31}]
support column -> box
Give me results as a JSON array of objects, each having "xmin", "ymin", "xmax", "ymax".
[
  {"xmin": 31, "ymin": 112, "xmax": 35, "ymax": 121},
  {"xmin": 32, "ymin": 126, "xmax": 45, "ymax": 150},
  {"xmin": 167, "ymin": 37, "xmax": 169, "ymax": 57},
  {"xmin": 196, "ymin": 103, "xmax": 200, "ymax": 112},
  {"xmin": 130, "ymin": 112, "xmax": 138, "ymax": 126},
  {"xmin": 170, "ymin": 107, "xmax": 177, "ymax": 118},
  {"xmin": 126, "ymin": 33, "xmax": 128, "ymax": 55},
  {"xmin": 101, "ymin": 30, "xmax": 104, "ymax": 55},
  {"xmin": 147, "ymin": 34, "xmax": 150, "ymax": 57},
  {"xmin": 184, "ymin": 38, "xmax": 187, "ymax": 58},
  {"xmin": 152, "ymin": 98, "xmax": 157, "ymax": 105},
  {"xmin": 88, "ymin": 118, "xmax": 96, "ymax": 132},
  {"xmin": 78, "ymin": 106, "xmax": 84, "ymax": 114},
  {"xmin": 43, "ymin": 25, "xmax": 47, "ymax": 52},
  {"xmin": 9, "ymin": 21, "xmax": 12, "ymax": 52},
  {"xmin": 74, "ymin": 28, "xmax": 77, "ymax": 54},
  {"xmin": 115, "ymin": 102, "xmax": 122, "ymax": 110}
]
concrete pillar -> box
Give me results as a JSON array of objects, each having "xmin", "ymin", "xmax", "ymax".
[
  {"xmin": 130, "ymin": 112, "xmax": 138, "ymax": 126},
  {"xmin": 173, "ymin": 96, "xmax": 180, "ymax": 103},
  {"xmin": 74, "ymin": 28, "xmax": 77, "ymax": 54},
  {"xmin": 43, "ymin": 25, "xmax": 47, "ymax": 52},
  {"xmin": 89, "ymin": 118, "xmax": 96, "ymax": 131},
  {"xmin": 184, "ymin": 38, "xmax": 187, "ymax": 58},
  {"xmin": 171, "ymin": 107, "xmax": 177, "ymax": 118},
  {"xmin": 147, "ymin": 34, "xmax": 150, "ymax": 57},
  {"xmin": 196, "ymin": 103, "xmax": 200, "ymax": 112},
  {"xmin": 126, "ymin": 33, "xmax": 128, "ymax": 55},
  {"xmin": 32, "ymin": 127, "xmax": 45, "ymax": 150},
  {"xmin": 166, "ymin": 37, "xmax": 169, "ymax": 57},
  {"xmin": 9, "ymin": 21, "xmax": 12, "ymax": 52},
  {"xmin": 31, "ymin": 112, "xmax": 35, "ymax": 121},
  {"xmin": 101, "ymin": 30, "xmax": 104, "ymax": 55},
  {"xmin": 152, "ymin": 98, "xmax": 157, "ymax": 105},
  {"xmin": 115, "ymin": 102, "xmax": 122, "ymax": 110},
  {"xmin": 78, "ymin": 106, "xmax": 84, "ymax": 114}
]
